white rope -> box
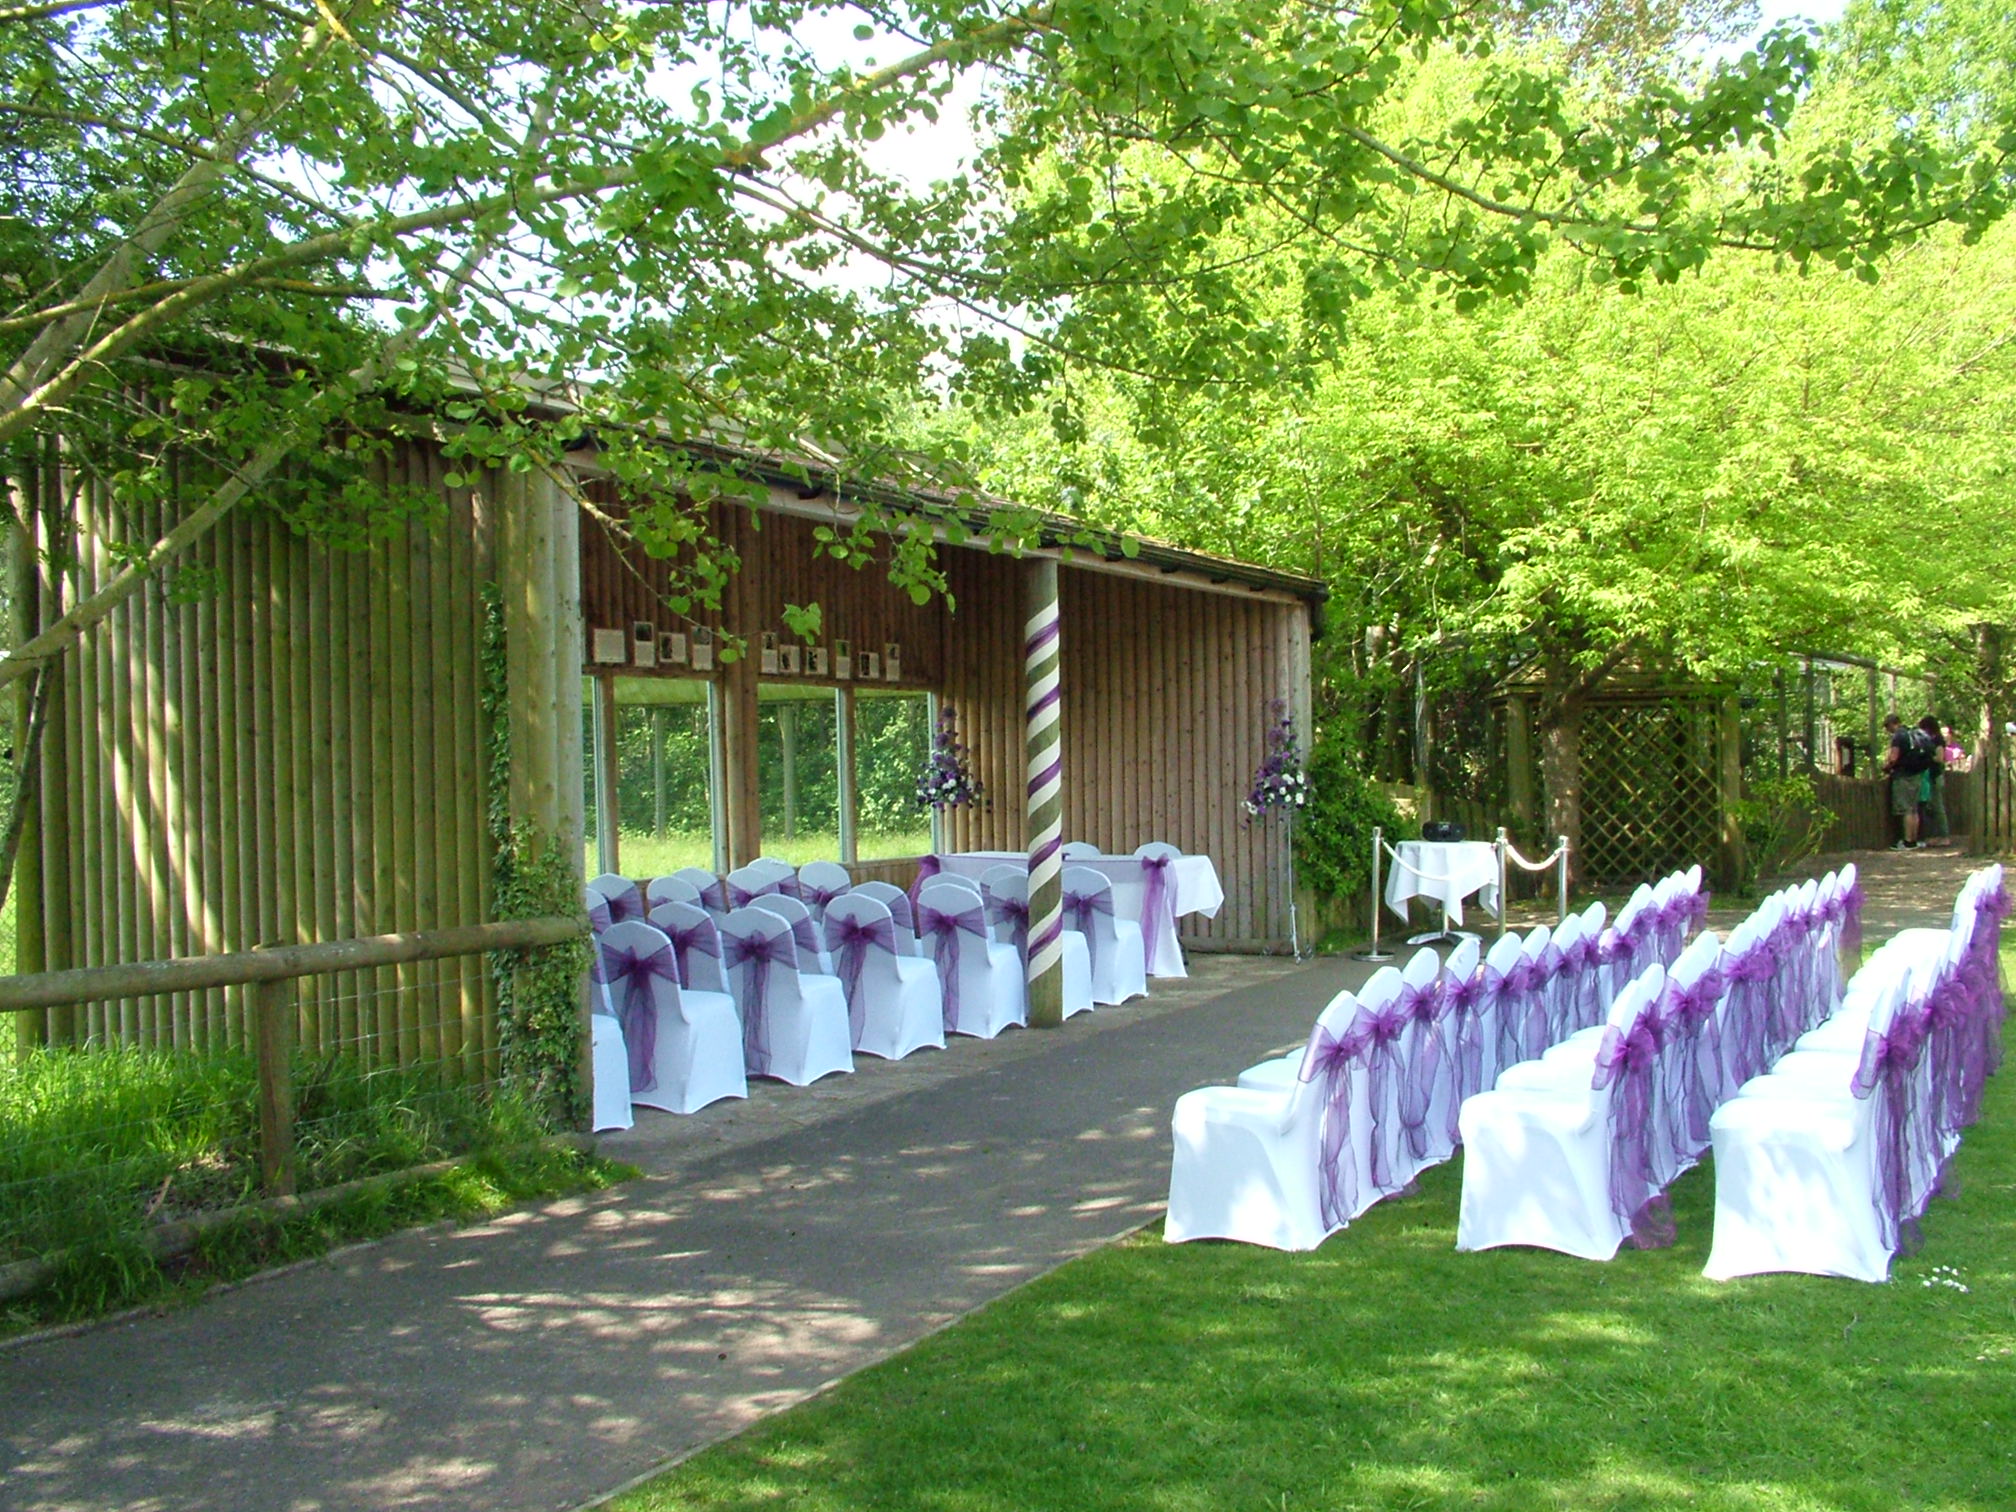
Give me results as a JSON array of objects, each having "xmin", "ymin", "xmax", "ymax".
[
  {"xmin": 1378, "ymin": 839, "xmax": 1457, "ymax": 883},
  {"xmin": 1503, "ymin": 841, "xmax": 1569, "ymax": 873}
]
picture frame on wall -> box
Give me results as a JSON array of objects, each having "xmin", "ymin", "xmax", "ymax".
[
  {"xmin": 591, "ymin": 627, "xmax": 628, "ymax": 665},
  {"xmin": 780, "ymin": 643, "xmax": 802, "ymax": 675},
  {"xmin": 760, "ymin": 631, "xmax": 780, "ymax": 675},
  {"xmin": 834, "ymin": 638, "xmax": 852, "ymax": 680},
  {"xmin": 660, "ymin": 630, "xmax": 688, "ymax": 665},
  {"xmin": 884, "ymin": 642, "xmax": 902, "ymax": 682},
  {"xmin": 692, "ymin": 626, "xmax": 715, "ymax": 671},
  {"xmin": 858, "ymin": 649, "xmax": 881, "ymax": 680},
  {"xmin": 632, "ymin": 621, "xmax": 658, "ymax": 668},
  {"xmin": 807, "ymin": 645, "xmax": 828, "ymax": 677}
]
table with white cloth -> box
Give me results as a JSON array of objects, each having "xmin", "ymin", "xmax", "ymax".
[
  {"xmin": 921, "ymin": 851, "xmax": 1224, "ymax": 977},
  {"xmin": 1383, "ymin": 839, "xmax": 1501, "ymax": 928}
]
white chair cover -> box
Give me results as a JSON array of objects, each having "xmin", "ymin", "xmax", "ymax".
[
  {"xmin": 749, "ymin": 892, "xmax": 836, "ymax": 977},
  {"xmin": 716, "ymin": 908, "xmax": 854, "ymax": 1086},
  {"xmin": 1063, "ymin": 865, "xmax": 1147, "ymax": 1005},
  {"xmin": 797, "ymin": 860, "xmax": 853, "ymax": 924},
  {"xmin": 1132, "ymin": 841, "xmax": 1188, "ymax": 978},
  {"xmin": 851, "ymin": 880, "xmax": 924, "ymax": 957},
  {"xmin": 589, "ymin": 1010, "xmax": 633, "ymax": 1133},
  {"xmin": 646, "ymin": 899, "xmax": 729, "ymax": 994},
  {"xmin": 586, "ymin": 872, "xmax": 644, "ymax": 933},
  {"xmin": 978, "ymin": 866, "xmax": 1093, "ymax": 1019},
  {"xmin": 916, "ymin": 879, "xmax": 1026, "ymax": 1039},
  {"xmin": 1458, "ymin": 965, "xmax": 1671, "ymax": 1261},
  {"xmin": 645, "ymin": 874, "xmax": 702, "ymax": 911},
  {"xmin": 592, "ymin": 920, "xmax": 746, "ymax": 1114},
  {"xmin": 672, "ymin": 866, "xmax": 729, "ymax": 914},
  {"xmin": 1061, "ymin": 841, "xmax": 1103, "ymax": 859},
  {"xmin": 726, "ymin": 862, "xmax": 789, "ymax": 909},
  {"xmin": 822, "ymin": 893, "xmax": 945, "ymax": 1059},
  {"xmin": 1167, "ymin": 989, "xmax": 1376, "ymax": 1250}
]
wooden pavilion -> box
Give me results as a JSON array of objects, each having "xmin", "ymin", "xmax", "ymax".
[{"xmin": 9, "ymin": 429, "xmax": 1324, "ymax": 1060}]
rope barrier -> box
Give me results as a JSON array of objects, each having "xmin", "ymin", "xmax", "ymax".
[{"xmin": 1502, "ymin": 841, "xmax": 1569, "ymax": 873}]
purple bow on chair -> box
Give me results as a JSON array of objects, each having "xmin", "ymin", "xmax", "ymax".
[
  {"xmin": 1062, "ymin": 886, "xmax": 1113, "ymax": 975},
  {"xmin": 986, "ymin": 892, "xmax": 1031, "ymax": 955},
  {"xmin": 918, "ymin": 898, "xmax": 988, "ymax": 1031},
  {"xmin": 784, "ymin": 913, "xmax": 822, "ymax": 968},
  {"xmin": 693, "ymin": 877, "xmax": 728, "ymax": 913},
  {"xmin": 1592, "ymin": 1017, "xmax": 1675, "ymax": 1249},
  {"xmin": 1297, "ymin": 1011, "xmax": 1377, "ymax": 1230},
  {"xmin": 1561, "ymin": 934, "xmax": 1599, "ymax": 1029},
  {"xmin": 1687, "ymin": 889, "xmax": 1711, "ymax": 931},
  {"xmin": 1721, "ymin": 939, "xmax": 1778, "ymax": 1086},
  {"xmin": 826, "ymin": 913, "xmax": 898, "ymax": 1045},
  {"xmin": 588, "ymin": 898, "xmax": 614, "ymax": 934},
  {"xmin": 1512, "ymin": 955, "xmax": 1552, "ymax": 1063},
  {"xmin": 723, "ymin": 930, "xmax": 796, "ymax": 1077},
  {"xmin": 801, "ymin": 881, "xmax": 848, "ymax": 920},
  {"xmin": 661, "ymin": 915, "xmax": 722, "ymax": 990},
  {"xmin": 1139, "ymin": 854, "xmax": 1175, "ymax": 974},
  {"xmin": 1442, "ymin": 967, "xmax": 1489, "ymax": 1106},
  {"xmin": 591, "ymin": 941, "xmax": 679, "ymax": 1095},
  {"xmin": 597, "ymin": 886, "xmax": 645, "ymax": 927},
  {"xmin": 1391, "ymin": 981, "xmax": 1446, "ymax": 1161},
  {"xmin": 1362, "ymin": 1001, "xmax": 1412, "ymax": 1193},
  {"xmin": 1853, "ymin": 1006, "xmax": 1933, "ymax": 1254},
  {"xmin": 1661, "ymin": 966, "xmax": 1726, "ymax": 1149}
]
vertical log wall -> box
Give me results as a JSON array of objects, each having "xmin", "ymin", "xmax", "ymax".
[{"xmin": 17, "ymin": 439, "xmax": 501, "ymax": 1069}]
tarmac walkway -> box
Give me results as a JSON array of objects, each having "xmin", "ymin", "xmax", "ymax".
[{"xmin": 0, "ymin": 847, "xmax": 1983, "ymax": 1512}]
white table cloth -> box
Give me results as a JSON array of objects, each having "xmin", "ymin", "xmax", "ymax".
[
  {"xmin": 924, "ymin": 851, "xmax": 1224, "ymax": 977},
  {"xmin": 1383, "ymin": 840, "xmax": 1500, "ymax": 926}
]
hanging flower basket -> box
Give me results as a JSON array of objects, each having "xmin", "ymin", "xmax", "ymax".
[
  {"xmin": 1244, "ymin": 699, "xmax": 1308, "ymax": 820},
  {"xmin": 916, "ymin": 703, "xmax": 983, "ymax": 810}
]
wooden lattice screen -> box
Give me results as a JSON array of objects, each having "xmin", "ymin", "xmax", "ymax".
[{"xmin": 1576, "ymin": 698, "xmax": 1724, "ymax": 887}]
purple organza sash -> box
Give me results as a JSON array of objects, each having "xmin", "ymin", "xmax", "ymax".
[
  {"xmin": 693, "ymin": 877, "xmax": 728, "ymax": 913},
  {"xmin": 909, "ymin": 855, "xmax": 944, "ymax": 907},
  {"xmin": 662, "ymin": 916, "xmax": 722, "ymax": 990},
  {"xmin": 826, "ymin": 913, "xmax": 898, "ymax": 1045},
  {"xmin": 1512, "ymin": 956, "xmax": 1550, "ymax": 1063},
  {"xmin": 723, "ymin": 930, "xmax": 796, "ymax": 1077},
  {"xmin": 1853, "ymin": 1009, "xmax": 1931, "ymax": 1254},
  {"xmin": 1921, "ymin": 968, "xmax": 1976, "ymax": 1139},
  {"xmin": 1363, "ymin": 1001, "xmax": 1411, "ymax": 1191},
  {"xmin": 592, "ymin": 941, "xmax": 678, "ymax": 1095},
  {"xmin": 1443, "ymin": 966, "xmax": 1488, "ymax": 1108},
  {"xmin": 1688, "ymin": 888, "xmax": 1711, "ymax": 932},
  {"xmin": 786, "ymin": 912, "xmax": 822, "ymax": 968},
  {"xmin": 881, "ymin": 888, "xmax": 917, "ymax": 937},
  {"xmin": 918, "ymin": 899, "xmax": 988, "ymax": 1030},
  {"xmin": 1592, "ymin": 1018, "xmax": 1674, "ymax": 1248},
  {"xmin": 1062, "ymin": 887, "xmax": 1114, "ymax": 974},
  {"xmin": 600, "ymin": 886, "xmax": 645, "ymax": 924},
  {"xmin": 1391, "ymin": 981, "xmax": 1445, "ymax": 1160},
  {"xmin": 801, "ymin": 881, "xmax": 849, "ymax": 919},
  {"xmin": 588, "ymin": 898, "xmax": 613, "ymax": 934},
  {"xmin": 1297, "ymin": 1012, "xmax": 1376, "ymax": 1229},
  {"xmin": 986, "ymin": 893, "xmax": 1031, "ymax": 955},
  {"xmin": 1561, "ymin": 934, "xmax": 1599, "ymax": 1033},
  {"xmin": 1139, "ymin": 855, "xmax": 1175, "ymax": 974},
  {"xmin": 1722, "ymin": 940, "xmax": 1777, "ymax": 1087},
  {"xmin": 729, "ymin": 877, "xmax": 782, "ymax": 908},
  {"xmin": 1662, "ymin": 966, "xmax": 1726, "ymax": 1151}
]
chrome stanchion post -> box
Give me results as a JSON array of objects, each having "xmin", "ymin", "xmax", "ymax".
[
  {"xmin": 1557, "ymin": 834, "xmax": 1570, "ymax": 923},
  {"xmin": 1495, "ymin": 826, "xmax": 1510, "ymax": 940},
  {"xmin": 1353, "ymin": 824, "xmax": 1395, "ymax": 961}
]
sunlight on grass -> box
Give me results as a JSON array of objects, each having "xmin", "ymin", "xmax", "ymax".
[
  {"xmin": 593, "ymin": 830, "xmax": 934, "ymax": 878},
  {"xmin": 613, "ymin": 945, "xmax": 2016, "ymax": 1512}
]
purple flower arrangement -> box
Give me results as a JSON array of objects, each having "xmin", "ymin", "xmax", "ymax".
[
  {"xmin": 1244, "ymin": 700, "xmax": 1308, "ymax": 820},
  {"xmin": 917, "ymin": 703, "xmax": 983, "ymax": 810}
]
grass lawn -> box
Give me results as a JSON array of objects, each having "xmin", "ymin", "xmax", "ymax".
[
  {"xmin": 614, "ymin": 949, "xmax": 2016, "ymax": 1512},
  {"xmin": 598, "ymin": 830, "xmax": 933, "ymax": 877}
]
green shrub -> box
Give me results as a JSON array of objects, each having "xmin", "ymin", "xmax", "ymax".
[
  {"xmin": 1729, "ymin": 772, "xmax": 1831, "ymax": 891},
  {"xmin": 1294, "ymin": 732, "xmax": 1408, "ymax": 903}
]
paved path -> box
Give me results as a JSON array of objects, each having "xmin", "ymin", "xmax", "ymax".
[{"xmin": 1, "ymin": 847, "xmax": 1982, "ymax": 1512}]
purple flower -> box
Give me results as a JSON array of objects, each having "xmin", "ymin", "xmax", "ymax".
[
  {"xmin": 917, "ymin": 704, "xmax": 983, "ymax": 810},
  {"xmin": 1245, "ymin": 700, "xmax": 1308, "ymax": 822}
]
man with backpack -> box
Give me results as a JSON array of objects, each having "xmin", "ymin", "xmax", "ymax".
[{"xmin": 1881, "ymin": 713, "xmax": 1938, "ymax": 849}]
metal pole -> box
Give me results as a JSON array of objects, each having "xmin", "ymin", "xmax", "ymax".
[
  {"xmin": 1495, "ymin": 826, "xmax": 1510, "ymax": 940},
  {"xmin": 1354, "ymin": 825, "xmax": 1394, "ymax": 961},
  {"xmin": 1286, "ymin": 808, "xmax": 1301, "ymax": 961},
  {"xmin": 1556, "ymin": 834, "xmax": 1570, "ymax": 924},
  {"xmin": 1023, "ymin": 558, "xmax": 1065, "ymax": 1027}
]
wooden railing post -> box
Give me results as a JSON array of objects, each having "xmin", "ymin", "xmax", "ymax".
[{"xmin": 252, "ymin": 974, "xmax": 296, "ymax": 1196}]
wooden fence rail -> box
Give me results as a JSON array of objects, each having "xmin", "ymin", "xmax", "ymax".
[{"xmin": 0, "ymin": 917, "xmax": 583, "ymax": 1194}]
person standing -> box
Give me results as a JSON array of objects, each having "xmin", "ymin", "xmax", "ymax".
[
  {"xmin": 1881, "ymin": 713, "xmax": 1935, "ymax": 850},
  {"xmin": 1918, "ymin": 715, "xmax": 1950, "ymax": 846}
]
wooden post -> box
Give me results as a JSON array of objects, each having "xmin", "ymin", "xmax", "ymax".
[
  {"xmin": 1717, "ymin": 693, "xmax": 1746, "ymax": 892},
  {"xmin": 252, "ymin": 974, "xmax": 296, "ymax": 1196},
  {"xmin": 1024, "ymin": 558, "xmax": 1064, "ymax": 1028},
  {"xmin": 592, "ymin": 674, "xmax": 619, "ymax": 875},
  {"xmin": 779, "ymin": 700, "xmax": 798, "ymax": 842},
  {"xmin": 1774, "ymin": 668, "xmax": 1788, "ymax": 781},
  {"xmin": 650, "ymin": 706, "xmax": 667, "ymax": 840},
  {"xmin": 1866, "ymin": 667, "xmax": 1881, "ymax": 756},
  {"xmin": 1801, "ymin": 657, "xmax": 1818, "ymax": 775},
  {"xmin": 1505, "ymin": 693, "xmax": 1536, "ymax": 844},
  {"xmin": 836, "ymin": 687, "xmax": 857, "ymax": 865}
]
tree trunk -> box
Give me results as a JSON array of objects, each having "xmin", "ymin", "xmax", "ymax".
[{"xmin": 1537, "ymin": 695, "xmax": 1583, "ymax": 887}]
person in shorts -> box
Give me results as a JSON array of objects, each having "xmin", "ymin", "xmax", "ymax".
[{"xmin": 1882, "ymin": 713, "xmax": 1934, "ymax": 849}]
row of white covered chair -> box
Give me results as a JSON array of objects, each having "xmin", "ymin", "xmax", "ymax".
[
  {"xmin": 1164, "ymin": 864, "xmax": 1713, "ymax": 1251},
  {"xmin": 1705, "ymin": 865, "xmax": 2005, "ymax": 1282},
  {"xmin": 1455, "ymin": 865, "xmax": 1862, "ymax": 1261}
]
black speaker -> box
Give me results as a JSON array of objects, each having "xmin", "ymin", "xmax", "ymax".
[{"xmin": 1420, "ymin": 820, "xmax": 1467, "ymax": 843}]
